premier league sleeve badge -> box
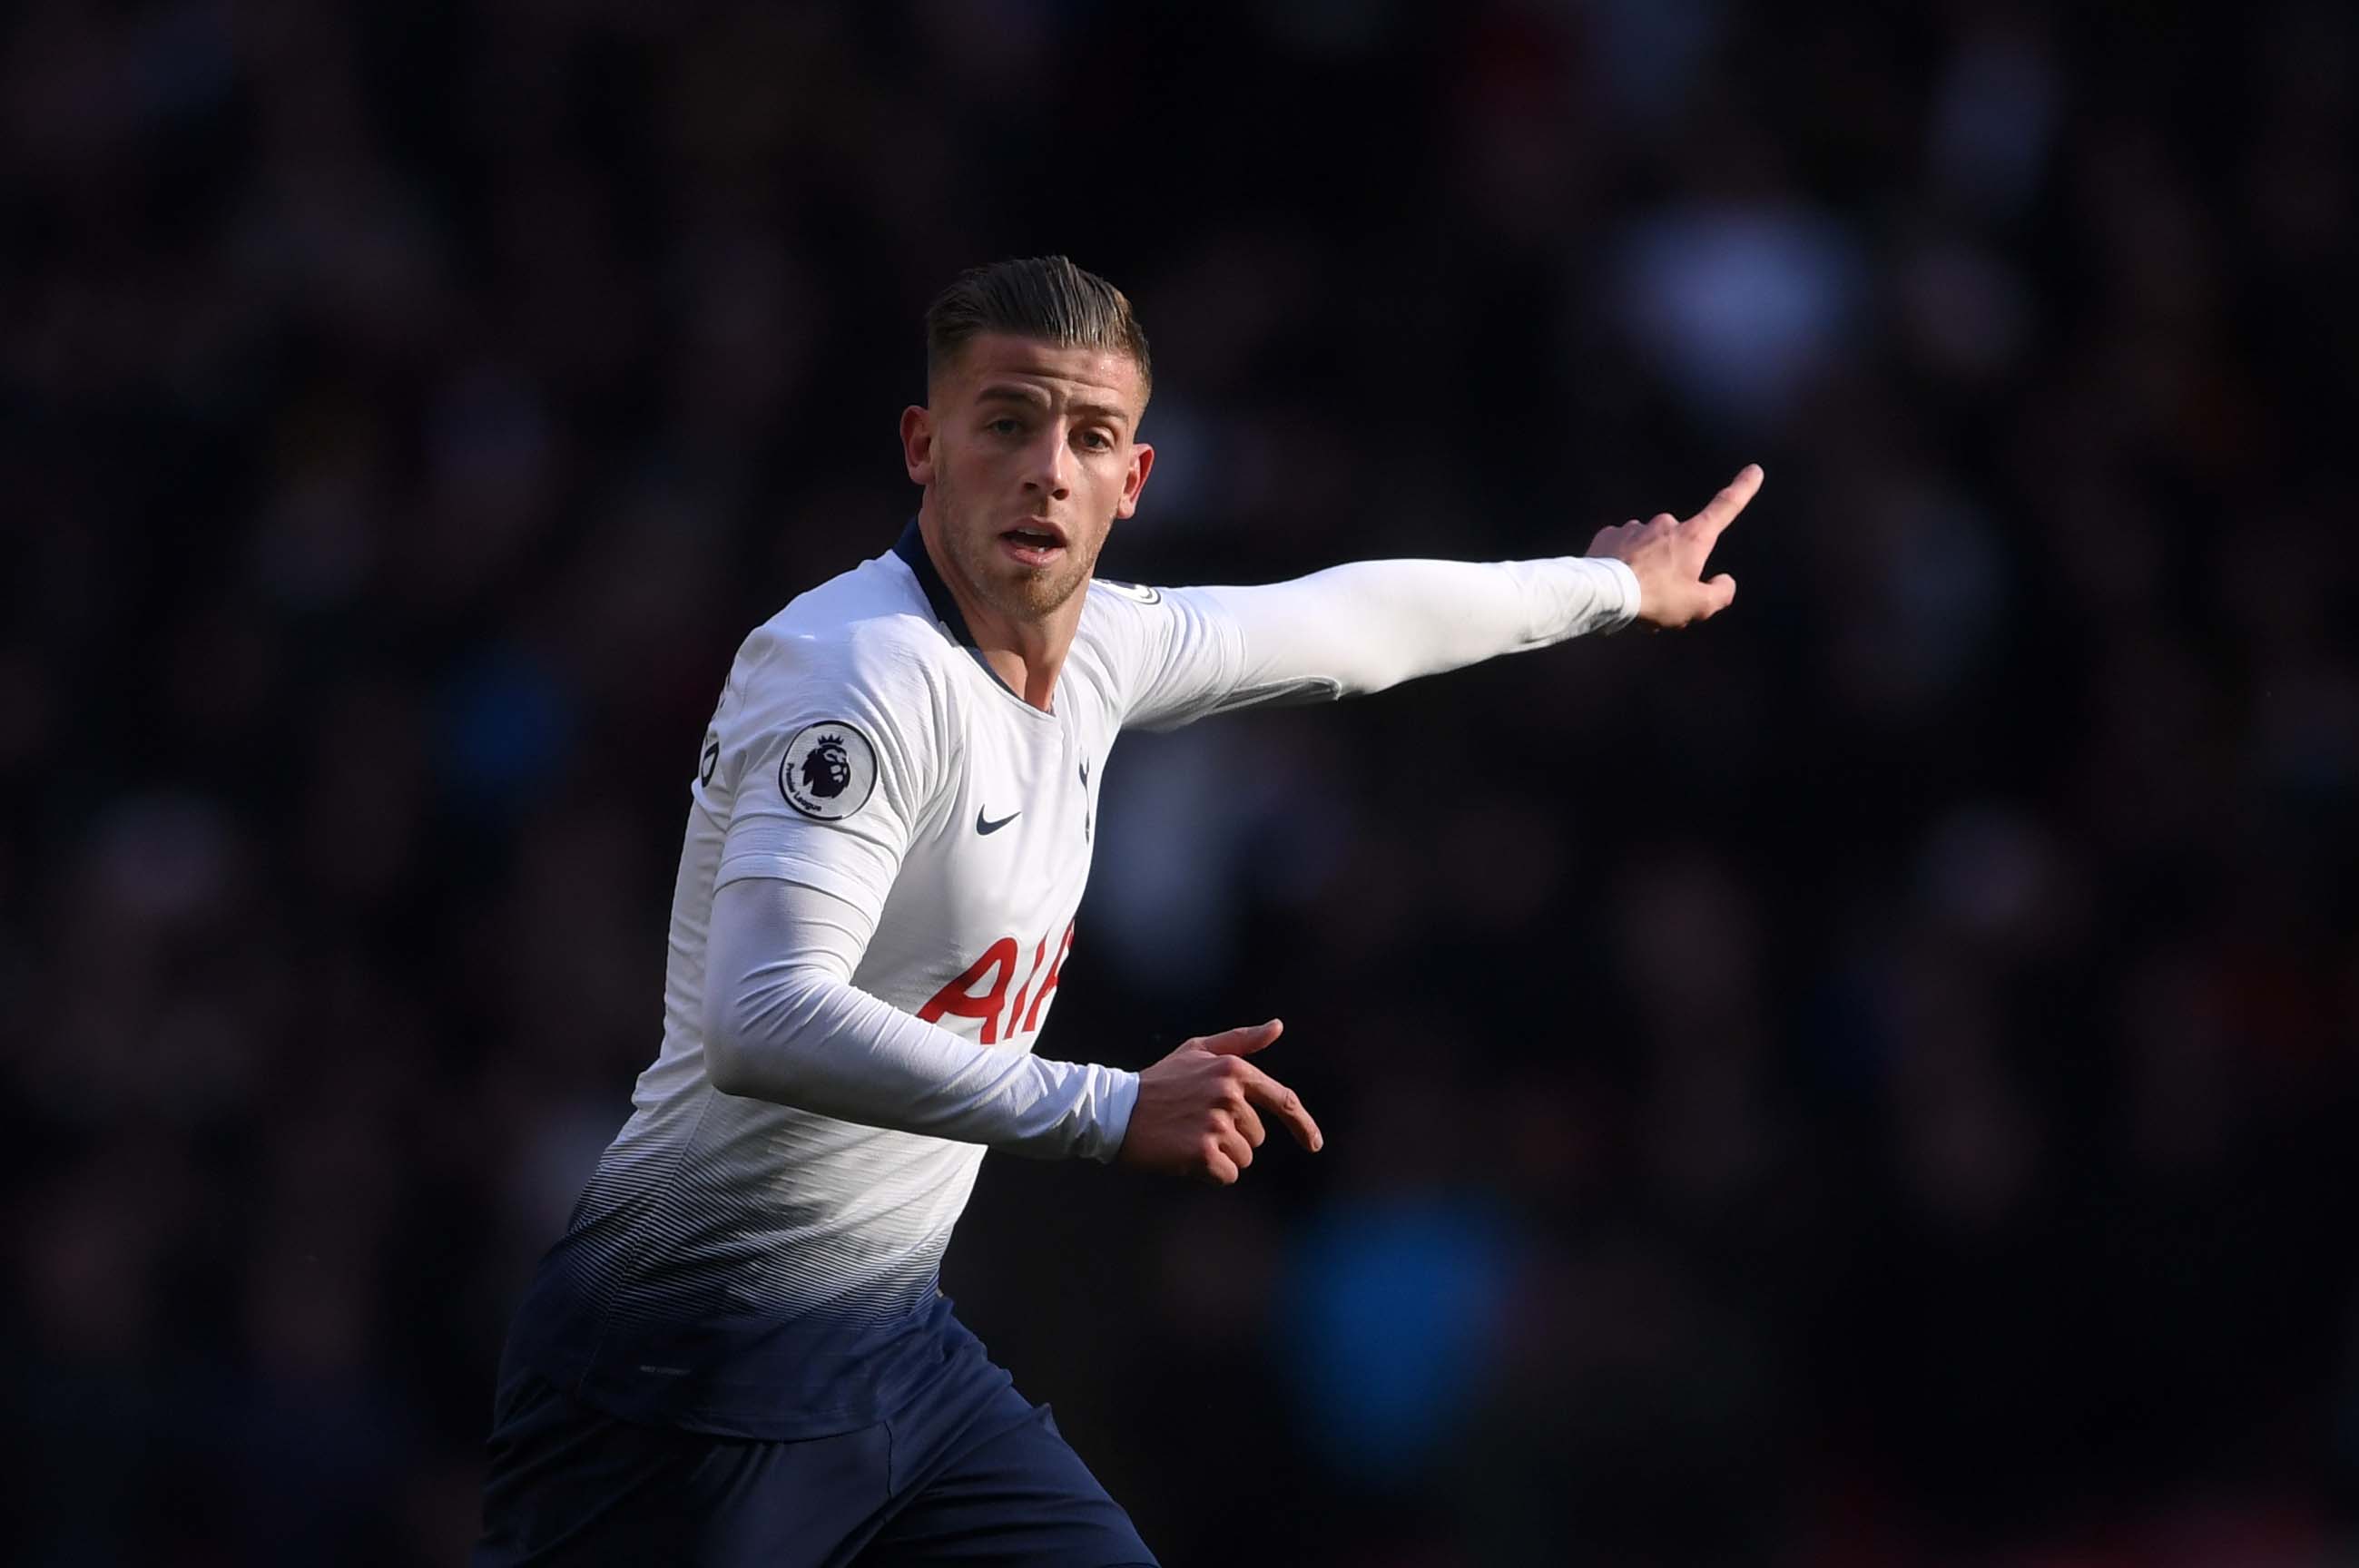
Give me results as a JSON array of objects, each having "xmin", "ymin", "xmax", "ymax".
[{"xmin": 779, "ymin": 720, "xmax": 880, "ymax": 820}]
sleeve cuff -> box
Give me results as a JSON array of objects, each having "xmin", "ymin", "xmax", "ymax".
[
  {"xmin": 1527, "ymin": 555, "xmax": 1643, "ymax": 640},
  {"xmin": 1077, "ymin": 1068, "xmax": 1141, "ymax": 1163},
  {"xmin": 1593, "ymin": 556, "xmax": 1643, "ymax": 632}
]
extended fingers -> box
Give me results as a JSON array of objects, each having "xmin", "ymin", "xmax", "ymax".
[
  {"xmin": 1174, "ymin": 1029, "xmax": 1322, "ymax": 1188},
  {"xmin": 1686, "ymin": 464, "xmax": 1763, "ymax": 543},
  {"xmin": 1239, "ymin": 1063, "xmax": 1323, "ymax": 1152},
  {"xmin": 1207, "ymin": 1060, "xmax": 1270, "ymax": 1155},
  {"xmin": 1199, "ymin": 1018, "xmax": 1283, "ymax": 1057}
]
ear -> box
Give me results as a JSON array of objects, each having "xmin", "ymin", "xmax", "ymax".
[
  {"xmin": 900, "ymin": 406, "xmax": 935, "ymax": 485},
  {"xmin": 1115, "ymin": 442, "xmax": 1155, "ymax": 519}
]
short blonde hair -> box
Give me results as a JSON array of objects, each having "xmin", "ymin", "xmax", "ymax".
[{"xmin": 924, "ymin": 256, "xmax": 1151, "ymax": 400}]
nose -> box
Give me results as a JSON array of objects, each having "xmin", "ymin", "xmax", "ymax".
[{"xmin": 1020, "ymin": 424, "xmax": 1073, "ymax": 501}]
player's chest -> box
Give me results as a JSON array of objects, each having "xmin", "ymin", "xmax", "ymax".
[{"xmin": 903, "ymin": 706, "xmax": 1104, "ymax": 930}]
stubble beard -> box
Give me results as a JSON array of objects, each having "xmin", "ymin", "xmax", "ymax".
[{"xmin": 935, "ymin": 467, "xmax": 1099, "ymax": 622}]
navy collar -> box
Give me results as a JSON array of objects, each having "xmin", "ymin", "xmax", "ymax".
[
  {"xmin": 894, "ymin": 516, "xmax": 1027, "ymax": 703},
  {"xmin": 893, "ymin": 516, "xmax": 976, "ymax": 646}
]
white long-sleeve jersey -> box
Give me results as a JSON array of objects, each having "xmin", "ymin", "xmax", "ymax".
[{"xmin": 503, "ymin": 520, "xmax": 1637, "ymax": 1439}]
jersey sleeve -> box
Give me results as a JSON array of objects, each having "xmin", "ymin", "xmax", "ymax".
[
  {"xmin": 703, "ymin": 876, "xmax": 1138, "ymax": 1161},
  {"xmin": 712, "ymin": 624, "xmax": 947, "ymax": 914},
  {"xmin": 1199, "ymin": 555, "xmax": 1640, "ymax": 699},
  {"xmin": 1098, "ymin": 555, "xmax": 1640, "ymax": 732}
]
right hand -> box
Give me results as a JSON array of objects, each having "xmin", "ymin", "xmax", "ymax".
[
  {"xmin": 1116, "ymin": 1019, "xmax": 1323, "ymax": 1186},
  {"xmin": 1586, "ymin": 463, "xmax": 1762, "ymax": 630}
]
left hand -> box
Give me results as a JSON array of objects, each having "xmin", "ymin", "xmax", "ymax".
[{"xmin": 1587, "ymin": 464, "xmax": 1762, "ymax": 630}]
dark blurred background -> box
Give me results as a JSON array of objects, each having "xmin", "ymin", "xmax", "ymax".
[{"xmin": 6, "ymin": 1, "xmax": 2356, "ymax": 1563}]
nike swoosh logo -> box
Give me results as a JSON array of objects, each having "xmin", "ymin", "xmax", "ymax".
[{"xmin": 976, "ymin": 808, "xmax": 1021, "ymax": 835}]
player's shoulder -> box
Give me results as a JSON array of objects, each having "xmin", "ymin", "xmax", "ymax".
[
  {"xmin": 1076, "ymin": 571, "xmax": 1184, "ymax": 649},
  {"xmin": 1079, "ymin": 567, "xmax": 1233, "ymax": 657},
  {"xmin": 732, "ymin": 550, "xmax": 959, "ymax": 721},
  {"xmin": 1064, "ymin": 572, "xmax": 1164, "ymax": 685},
  {"xmin": 1086, "ymin": 574, "xmax": 1169, "ymax": 612}
]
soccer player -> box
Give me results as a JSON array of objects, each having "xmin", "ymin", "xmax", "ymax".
[{"xmin": 475, "ymin": 256, "xmax": 1757, "ymax": 1566}]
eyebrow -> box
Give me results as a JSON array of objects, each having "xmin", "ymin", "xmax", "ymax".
[{"xmin": 976, "ymin": 383, "xmax": 1131, "ymax": 427}]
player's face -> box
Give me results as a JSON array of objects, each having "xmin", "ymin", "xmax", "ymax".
[{"xmin": 902, "ymin": 334, "xmax": 1155, "ymax": 625}]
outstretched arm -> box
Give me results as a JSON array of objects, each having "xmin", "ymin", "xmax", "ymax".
[
  {"xmin": 1122, "ymin": 466, "xmax": 1761, "ymax": 726},
  {"xmin": 1198, "ymin": 553, "xmax": 1637, "ymax": 703}
]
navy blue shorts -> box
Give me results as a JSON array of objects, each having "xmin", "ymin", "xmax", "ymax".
[{"xmin": 471, "ymin": 1360, "xmax": 1156, "ymax": 1566}]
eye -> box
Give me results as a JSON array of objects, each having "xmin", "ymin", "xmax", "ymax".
[
  {"xmin": 1077, "ymin": 428, "xmax": 1114, "ymax": 452},
  {"xmin": 988, "ymin": 416, "xmax": 1023, "ymax": 436}
]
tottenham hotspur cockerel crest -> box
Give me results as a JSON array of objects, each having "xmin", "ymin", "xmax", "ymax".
[{"xmin": 779, "ymin": 720, "xmax": 879, "ymax": 820}]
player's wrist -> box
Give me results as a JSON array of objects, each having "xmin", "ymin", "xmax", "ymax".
[
  {"xmin": 1077, "ymin": 1067, "xmax": 1141, "ymax": 1163},
  {"xmin": 1592, "ymin": 554, "xmax": 1643, "ymax": 630},
  {"xmin": 1569, "ymin": 553, "xmax": 1645, "ymax": 632}
]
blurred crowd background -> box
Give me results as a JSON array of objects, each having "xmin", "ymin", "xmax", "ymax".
[{"xmin": 7, "ymin": 0, "xmax": 2355, "ymax": 1563}]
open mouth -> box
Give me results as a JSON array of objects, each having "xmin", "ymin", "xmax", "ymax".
[{"xmin": 998, "ymin": 524, "xmax": 1067, "ymax": 564}]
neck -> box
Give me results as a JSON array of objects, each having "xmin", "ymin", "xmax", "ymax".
[{"xmin": 909, "ymin": 503, "xmax": 1081, "ymax": 712}]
